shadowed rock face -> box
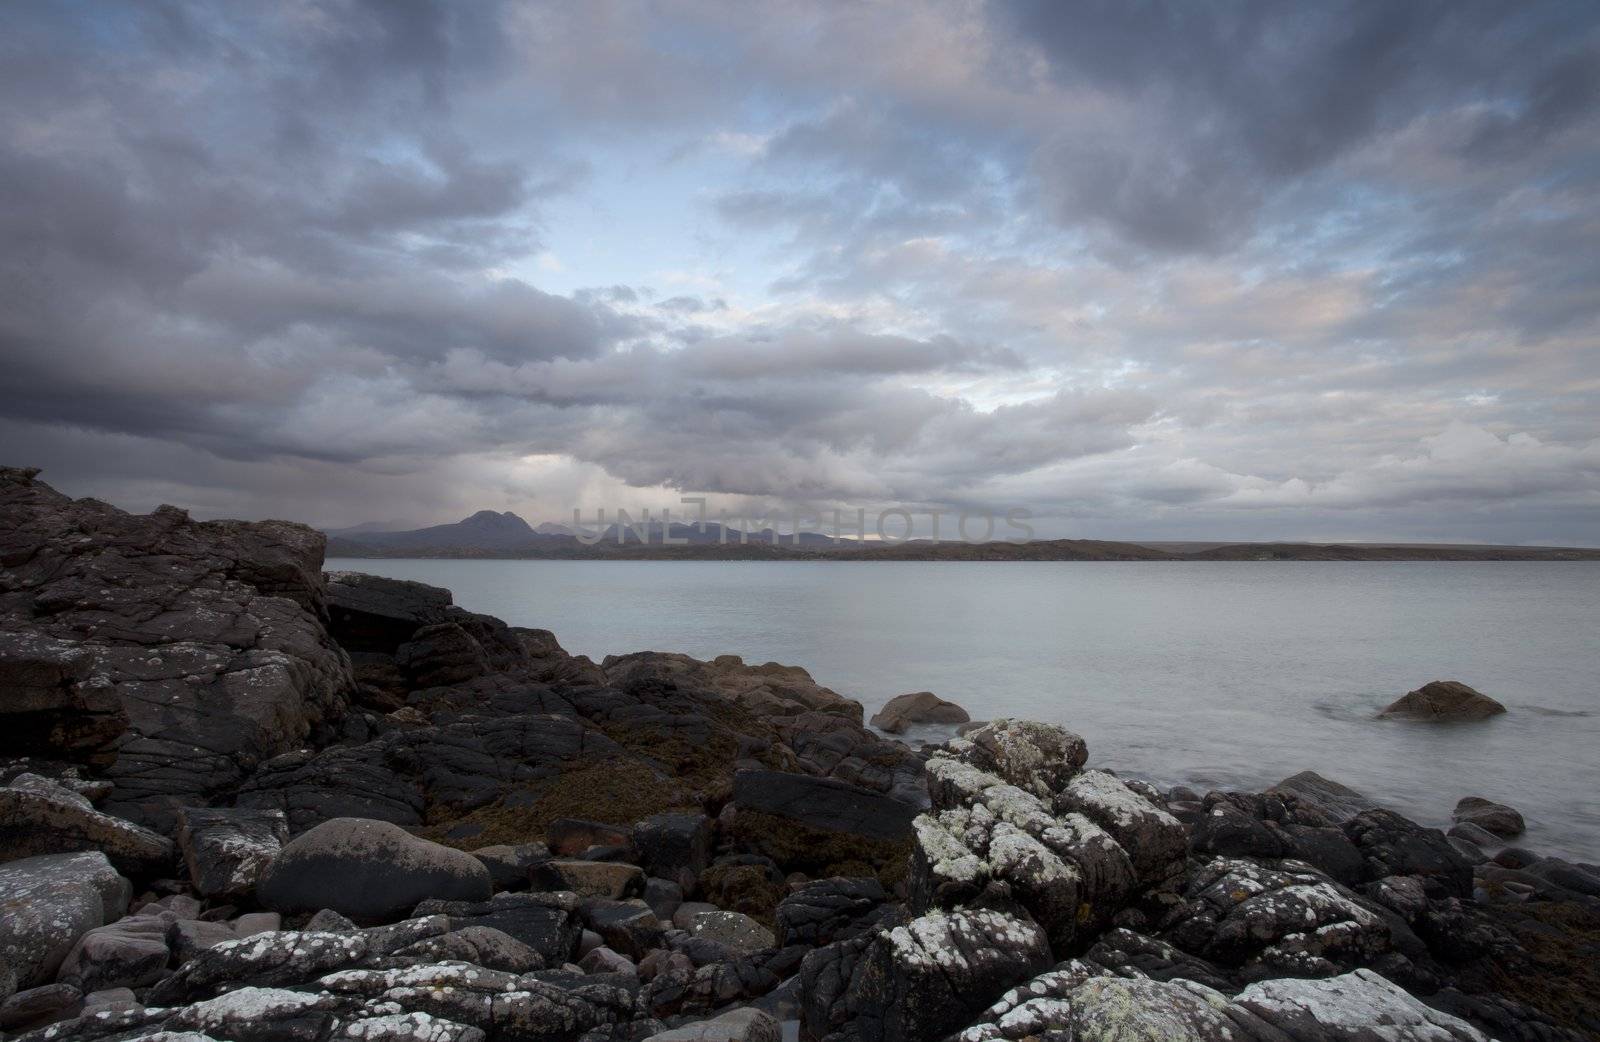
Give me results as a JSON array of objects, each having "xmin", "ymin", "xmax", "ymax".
[
  {"xmin": 0, "ymin": 467, "xmax": 354, "ymax": 829},
  {"xmin": 1379, "ymin": 681, "xmax": 1507, "ymax": 721}
]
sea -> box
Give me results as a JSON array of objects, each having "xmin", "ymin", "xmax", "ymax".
[{"xmin": 327, "ymin": 558, "xmax": 1600, "ymax": 863}]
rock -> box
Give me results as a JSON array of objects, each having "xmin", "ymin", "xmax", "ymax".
[
  {"xmin": 538, "ymin": 860, "xmax": 646, "ymax": 900},
  {"xmin": 1158, "ymin": 857, "xmax": 1396, "ymax": 980},
  {"xmin": 0, "ymin": 632, "xmax": 127, "ymax": 767},
  {"xmin": 633, "ymin": 812, "xmax": 714, "ymax": 894},
  {"xmin": 582, "ymin": 899, "xmax": 665, "ymax": 960},
  {"xmin": 57, "ymin": 914, "xmax": 171, "ymax": 992},
  {"xmin": 841, "ymin": 909, "xmax": 1052, "ymax": 1042},
  {"xmin": 942, "ymin": 719, "xmax": 1086, "ymax": 798},
  {"xmin": 324, "ymin": 571, "xmax": 453, "ymax": 653},
  {"xmin": 78, "ymin": 987, "xmax": 140, "ymax": 1018},
  {"xmin": 699, "ymin": 861, "xmax": 786, "ymax": 923},
  {"xmin": 672, "ymin": 902, "xmax": 719, "ymax": 930},
  {"xmin": 0, "ymin": 469, "xmax": 353, "ymax": 829},
  {"xmin": 548, "ymin": 819, "xmax": 636, "ymax": 858},
  {"xmin": 257, "ymin": 817, "xmax": 492, "ymax": 923},
  {"xmin": 175, "ymin": 806, "xmax": 288, "ymax": 900},
  {"xmin": 1525, "ymin": 857, "xmax": 1600, "ymax": 898},
  {"xmin": 396, "ymin": 622, "xmax": 492, "ymax": 688},
  {"xmin": 1056, "ymin": 768, "xmax": 1187, "ymax": 883},
  {"xmin": 868, "ymin": 692, "xmax": 970, "ymax": 734},
  {"xmin": 0, "ymin": 784, "xmax": 175, "ymax": 876},
  {"xmin": 0, "ymin": 959, "xmax": 12, "ymax": 1005},
  {"xmin": 687, "ymin": 911, "xmax": 775, "ymax": 955},
  {"xmin": 732, "ymin": 770, "xmax": 918, "ymax": 843},
  {"xmin": 644, "ymin": 1006, "xmax": 781, "ymax": 1042},
  {"xmin": 1268, "ymin": 771, "xmax": 1380, "ymax": 823},
  {"xmin": 471, "ymin": 842, "xmax": 549, "ymax": 892},
  {"xmin": 414, "ymin": 892, "xmax": 582, "ymax": 966},
  {"xmin": 0, "ymin": 982, "xmax": 81, "ymax": 1032},
  {"xmin": 1343, "ymin": 809, "xmax": 1473, "ymax": 899},
  {"xmin": 1379, "ymin": 680, "xmax": 1507, "ymax": 721},
  {"xmin": 776, "ymin": 877, "xmax": 892, "ymax": 948},
  {"xmin": 643, "ymin": 877, "xmax": 683, "ymax": 922},
  {"xmin": 0, "ymin": 851, "xmax": 129, "ymax": 987},
  {"xmin": 1452, "ymin": 796, "xmax": 1525, "ymax": 838},
  {"xmin": 1447, "ymin": 821, "xmax": 1502, "ymax": 848},
  {"xmin": 579, "ymin": 946, "xmax": 637, "ymax": 977},
  {"xmin": 1235, "ymin": 967, "xmax": 1492, "ymax": 1040},
  {"xmin": 395, "ymin": 925, "xmax": 544, "ymax": 972},
  {"xmin": 169, "ymin": 919, "xmax": 239, "ymax": 963},
  {"xmin": 305, "ymin": 908, "xmax": 358, "ymax": 933}
]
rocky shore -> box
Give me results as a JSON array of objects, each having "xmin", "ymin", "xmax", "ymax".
[{"xmin": 2, "ymin": 465, "xmax": 1597, "ymax": 1042}]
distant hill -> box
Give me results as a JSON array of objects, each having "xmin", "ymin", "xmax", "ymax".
[{"xmin": 323, "ymin": 513, "xmax": 1600, "ymax": 561}]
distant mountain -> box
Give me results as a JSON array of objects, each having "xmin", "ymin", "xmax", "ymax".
[{"xmin": 326, "ymin": 510, "xmax": 547, "ymax": 553}]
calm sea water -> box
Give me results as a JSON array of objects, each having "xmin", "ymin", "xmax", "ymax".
[{"xmin": 328, "ymin": 559, "xmax": 1600, "ymax": 862}]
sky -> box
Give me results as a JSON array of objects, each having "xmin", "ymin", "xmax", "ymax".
[{"xmin": 2, "ymin": 1, "xmax": 1598, "ymax": 544}]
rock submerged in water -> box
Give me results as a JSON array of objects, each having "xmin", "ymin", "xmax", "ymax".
[
  {"xmin": 1452, "ymin": 796, "xmax": 1526, "ymax": 838},
  {"xmin": 868, "ymin": 691, "xmax": 970, "ymax": 734},
  {"xmin": 1379, "ymin": 680, "xmax": 1507, "ymax": 721}
]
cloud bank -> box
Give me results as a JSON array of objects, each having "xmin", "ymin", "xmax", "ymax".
[{"xmin": 1, "ymin": 1, "xmax": 1597, "ymax": 543}]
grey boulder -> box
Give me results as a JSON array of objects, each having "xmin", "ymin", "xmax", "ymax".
[
  {"xmin": 869, "ymin": 692, "xmax": 970, "ymax": 734},
  {"xmin": 0, "ymin": 851, "xmax": 130, "ymax": 987},
  {"xmin": 176, "ymin": 806, "xmax": 289, "ymax": 900},
  {"xmin": 0, "ymin": 783, "xmax": 174, "ymax": 877},
  {"xmin": 257, "ymin": 817, "xmax": 491, "ymax": 923}
]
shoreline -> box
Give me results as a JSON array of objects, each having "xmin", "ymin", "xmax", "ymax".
[{"xmin": 3, "ymin": 465, "xmax": 1599, "ymax": 1041}]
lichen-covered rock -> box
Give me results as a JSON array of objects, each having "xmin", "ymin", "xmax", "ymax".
[
  {"xmin": 0, "ymin": 784, "xmax": 175, "ymax": 876},
  {"xmin": 841, "ymin": 909, "xmax": 1052, "ymax": 1042},
  {"xmin": 257, "ymin": 818, "xmax": 492, "ymax": 923},
  {"xmin": 0, "ymin": 851, "xmax": 129, "ymax": 987},
  {"xmin": 176, "ymin": 806, "xmax": 289, "ymax": 900},
  {"xmin": 1159, "ymin": 857, "xmax": 1398, "ymax": 981},
  {"xmin": 1235, "ymin": 968, "xmax": 1493, "ymax": 1040},
  {"xmin": 1056, "ymin": 768, "xmax": 1187, "ymax": 884},
  {"xmin": 941, "ymin": 720, "xmax": 1086, "ymax": 799},
  {"xmin": 394, "ymin": 926, "xmax": 544, "ymax": 973}
]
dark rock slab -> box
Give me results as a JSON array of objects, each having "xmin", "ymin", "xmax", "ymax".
[
  {"xmin": 731, "ymin": 770, "xmax": 917, "ymax": 843},
  {"xmin": 176, "ymin": 806, "xmax": 289, "ymax": 900}
]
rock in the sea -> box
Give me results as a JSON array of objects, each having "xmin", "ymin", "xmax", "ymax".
[
  {"xmin": 256, "ymin": 817, "xmax": 492, "ymax": 922},
  {"xmin": 869, "ymin": 692, "xmax": 970, "ymax": 734},
  {"xmin": 1379, "ymin": 680, "xmax": 1507, "ymax": 721},
  {"xmin": 644, "ymin": 1006, "xmax": 780, "ymax": 1042},
  {"xmin": 0, "ymin": 851, "xmax": 130, "ymax": 987},
  {"xmin": 1451, "ymin": 796, "xmax": 1525, "ymax": 838},
  {"xmin": 175, "ymin": 806, "xmax": 288, "ymax": 900},
  {"xmin": 0, "ymin": 781, "xmax": 174, "ymax": 876}
]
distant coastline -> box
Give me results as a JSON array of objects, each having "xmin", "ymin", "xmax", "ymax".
[{"xmin": 327, "ymin": 534, "xmax": 1600, "ymax": 562}]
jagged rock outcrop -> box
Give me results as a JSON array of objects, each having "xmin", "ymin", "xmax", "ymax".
[{"xmin": 0, "ymin": 467, "xmax": 354, "ymax": 828}]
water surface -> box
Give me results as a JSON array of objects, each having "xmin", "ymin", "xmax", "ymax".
[{"xmin": 328, "ymin": 558, "xmax": 1600, "ymax": 861}]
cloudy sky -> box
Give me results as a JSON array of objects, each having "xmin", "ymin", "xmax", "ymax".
[{"xmin": 3, "ymin": 1, "xmax": 1598, "ymax": 543}]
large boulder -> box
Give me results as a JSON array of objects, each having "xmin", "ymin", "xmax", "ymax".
[
  {"xmin": 1379, "ymin": 681, "xmax": 1506, "ymax": 721},
  {"xmin": 257, "ymin": 817, "xmax": 492, "ymax": 922},
  {"xmin": 0, "ymin": 851, "xmax": 129, "ymax": 987},
  {"xmin": 633, "ymin": 811, "xmax": 714, "ymax": 894},
  {"xmin": 869, "ymin": 692, "xmax": 969, "ymax": 734},
  {"xmin": 1056, "ymin": 768, "xmax": 1187, "ymax": 884},
  {"xmin": 942, "ymin": 719, "xmax": 1086, "ymax": 798},
  {"xmin": 0, "ymin": 777, "xmax": 175, "ymax": 876},
  {"xmin": 176, "ymin": 806, "xmax": 289, "ymax": 899},
  {"xmin": 0, "ymin": 467, "xmax": 353, "ymax": 829}
]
